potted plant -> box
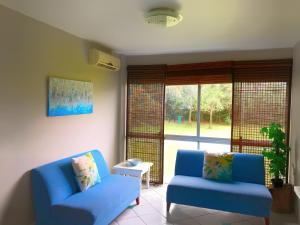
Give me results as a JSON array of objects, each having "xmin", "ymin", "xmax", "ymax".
[
  {"xmin": 260, "ymin": 123, "xmax": 293, "ymax": 213},
  {"xmin": 260, "ymin": 123, "xmax": 290, "ymax": 188}
]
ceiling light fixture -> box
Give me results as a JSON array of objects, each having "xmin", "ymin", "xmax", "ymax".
[{"xmin": 145, "ymin": 8, "xmax": 183, "ymax": 28}]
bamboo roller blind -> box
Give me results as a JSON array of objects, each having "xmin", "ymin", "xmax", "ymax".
[
  {"xmin": 166, "ymin": 61, "xmax": 232, "ymax": 85},
  {"xmin": 127, "ymin": 65, "xmax": 166, "ymax": 183},
  {"xmin": 231, "ymin": 59, "xmax": 292, "ymax": 186}
]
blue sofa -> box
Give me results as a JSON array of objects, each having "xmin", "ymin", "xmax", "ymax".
[
  {"xmin": 167, "ymin": 150, "xmax": 272, "ymax": 225},
  {"xmin": 32, "ymin": 150, "xmax": 140, "ymax": 225}
]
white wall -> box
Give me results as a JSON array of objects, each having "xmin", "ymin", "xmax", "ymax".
[
  {"xmin": 0, "ymin": 5, "xmax": 120, "ymax": 225},
  {"xmin": 117, "ymin": 55, "xmax": 127, "ymax": 162},
  {"xmin": 290, "ymin": 41, "xmax": 300, "ymax": 222}
]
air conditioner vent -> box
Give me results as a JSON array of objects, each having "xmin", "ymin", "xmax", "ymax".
[{"xmin": 89, "ymin": 49, "xmax": 120, "ymax": 71}]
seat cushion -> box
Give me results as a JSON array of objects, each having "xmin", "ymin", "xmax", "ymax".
[
  {"xmin": 52, "ymin": 174, "xmax": 140, "ymax": 225},
  {"xmin": 167, "ymin": 175, "xmax": 272, "ymax": 217}
]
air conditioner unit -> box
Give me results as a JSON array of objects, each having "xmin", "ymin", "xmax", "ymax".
[{"xmin": 88, "ymin": 49, "xmax": 120, "ymax": 71}]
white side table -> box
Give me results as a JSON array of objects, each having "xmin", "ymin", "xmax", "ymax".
[{"xmin": 113, "ymin": 162, "xmax": 153, "ymax": 189}]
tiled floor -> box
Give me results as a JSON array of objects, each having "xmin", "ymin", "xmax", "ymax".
[{"xmin": 111, "ymin": 184, "xmax": 299, "ymax": 225}]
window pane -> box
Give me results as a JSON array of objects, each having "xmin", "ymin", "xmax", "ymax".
[
  {"xmin": 164, "ymin": 140, "xmax": 197, "ymax": 183},
  {"xmin": 200, "ymin": 84, "xmax": 232, "ymax": 139},
  {"xmin": 199, "ymin": 142, "xmax": 230, "ymax": 153},
  {"xmin": 165, "ymin": 85, "xmax": 198, "ymax": 136}
]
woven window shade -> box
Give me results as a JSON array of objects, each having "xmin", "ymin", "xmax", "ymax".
[
  {"xmin": 231, "ymin": 59, "xmax": 292, "ymax": 186},
  {"xmin": 126, "ymin": 65, "xmax": 166, "ymax": 184},
  {"xmin": 166, "ymin": 61, "xmax": 232, "ymax": 85}
]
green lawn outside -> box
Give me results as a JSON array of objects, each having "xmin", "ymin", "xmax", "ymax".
[{"xmin": 164, "ymin": 121, "xmax": 231, "ymax": 138}]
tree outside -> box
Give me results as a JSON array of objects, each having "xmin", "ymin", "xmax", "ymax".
[
  {"xmin": 165, "ymin": 84, "xmax": 232, "ymax": 137},
  {"xmin": 165, "ymin": 85, "xmax": 197, "ymax": 123},
  {"xmin": 201, "ymin": 84, "xmax": 232, "ymax": 129}
]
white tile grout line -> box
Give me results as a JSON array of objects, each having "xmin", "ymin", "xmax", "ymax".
[
  {"xmin": 152, "ymin": 186, "xmax": 262, "ymax": 224},
  {"xmin": 138, "ymin": 191, "xmax": 194, "ymax": 224},
  {"xmin": 115, "ymin": 185, "xmax": 259, "ymax": 225}
]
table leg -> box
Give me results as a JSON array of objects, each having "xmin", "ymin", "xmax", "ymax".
[
  {"xmin": 146, "ymin": 170, "xmax": 150, "ymax": 189},
  {"xmin": 139, "ymin": 174, "xmax": 143, "ymax": 188}
]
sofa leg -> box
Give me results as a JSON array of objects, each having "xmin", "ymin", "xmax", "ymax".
[
  {"xmin": 166, "ymin": 202, "xmax": 171, "ymax": 212},
  {"xmin": 264, "ymin": 217, "xmax": 270, "ymax": 225},
  {"xmin": 136, "ymin": 197, "xmax": 140, "ymax": 205}
]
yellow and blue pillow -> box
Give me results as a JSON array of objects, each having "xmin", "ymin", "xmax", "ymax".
[
  {"xmin": 72, "ymin": 152, "xmax": 101, "ymax": 191},
  {"xmin": 203, "ymin": 152, "xmax": 234, "ymax": 182}
]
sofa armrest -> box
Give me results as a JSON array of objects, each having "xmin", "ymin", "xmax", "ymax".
[{"xmin": 31, "ymin": 169, "xmax": 53, "ymax": 224}]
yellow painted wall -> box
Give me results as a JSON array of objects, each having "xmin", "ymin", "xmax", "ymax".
[{"xmin": 0, "ymin": 5, "xmax": 121, "ymax": 225}]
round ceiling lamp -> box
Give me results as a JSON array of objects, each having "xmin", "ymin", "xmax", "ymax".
[{"xmin": 145, "ymin": 8, "xmax": 183, "ymax": 28}]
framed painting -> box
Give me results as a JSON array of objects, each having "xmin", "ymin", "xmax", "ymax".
[{"xmin": 48, "ymin": 77, "xmax": 93, "ymax": 116}]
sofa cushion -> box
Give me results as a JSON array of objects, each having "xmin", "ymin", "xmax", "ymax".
[
  {"xmin": 167, "ymin": 175, "xmax": 272, "ymax": 217},
  {"xmin": 203, "ymin": 152, "xmax": 233, "ymax": 181},
  {"xmin": 72, "ymin": 152, "xmax": 101, "ymax": 191},
  {"xmin": 52, "ymin": 174, "xmax": 140, "ymax": 225}
]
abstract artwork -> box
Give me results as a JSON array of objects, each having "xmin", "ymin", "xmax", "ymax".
[{"xmin": 48, "ymin": 77, "xmax": 93, "ymax": 116}]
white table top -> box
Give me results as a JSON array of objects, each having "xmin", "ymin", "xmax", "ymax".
[
  {"xmin": 113, "ymin": 161, "xmax": 153, "ymax": 172},
  {"xmin": 113, "ymin": 161, "xmax": 153, "ymax": 188}
]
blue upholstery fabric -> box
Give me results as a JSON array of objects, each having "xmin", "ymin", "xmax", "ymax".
[
  {"xmin": 32, "ymin": 150, "xmax": 140, "ymax": 225},
  {"xmin": 168, "ymin": 150, "xmax": 272, "ymax": 217},
  {"xmin": 232, "ymin": 153, "xmax": 265, "ymax": 185},
  {"xmin": 167, "ymin": 175, "xmax": 272, "ymax": 217},
  {"xmin": 175, "ymin": 150, "xmax": 265, "ymax": 184},
  {"xmin": 175, "ymin": 150, "xmax": 204, "ymax": 177},
  {"xmin": 53, "ymin": 175, "xmax": 140, "ymax": 225}
]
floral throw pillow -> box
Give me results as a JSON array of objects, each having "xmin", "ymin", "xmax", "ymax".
[
  {"xmin": 72, "ymin": 152, "xmax": 101, "ymax": 191},
  {"xmin": 203, "ymin": 152, "xmax": 234, "ymax": 182}
]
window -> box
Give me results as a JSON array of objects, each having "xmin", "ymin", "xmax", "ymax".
[
  {"xmin": 164, "ymin": 84, "xmax": 232, "ymax": 181},
  {"xmin": 127, "ymin": 60, "xmax": 292, "ymax": 185},
  {"xmin": 165, "ymin": 85, "xmax": 198, "ymax": 136}
]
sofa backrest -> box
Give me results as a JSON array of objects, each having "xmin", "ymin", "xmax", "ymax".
[
  {"xmin": 175, "ymin": 150, "xmax": 204, "ymax": 178},
  {"xmin": 175, "ymin": 150, "xmax": 265, "ymax": 185},
  {"xmin": 31, "ymin": 150, "xmax": 109, "ymax": 222},
  {"xmin": 232, "ymin": 153, "xmax": 265, "ymax": 184}
]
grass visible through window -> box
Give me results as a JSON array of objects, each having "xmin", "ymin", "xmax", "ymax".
[{"xmin": 164, "ymin": 121, "xmax": 231, "ymax": 138}]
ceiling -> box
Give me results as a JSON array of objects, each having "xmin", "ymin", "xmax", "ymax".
[{"xmin": 1, "ymin": 0, "xmax": 300, "ymax": 55}]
